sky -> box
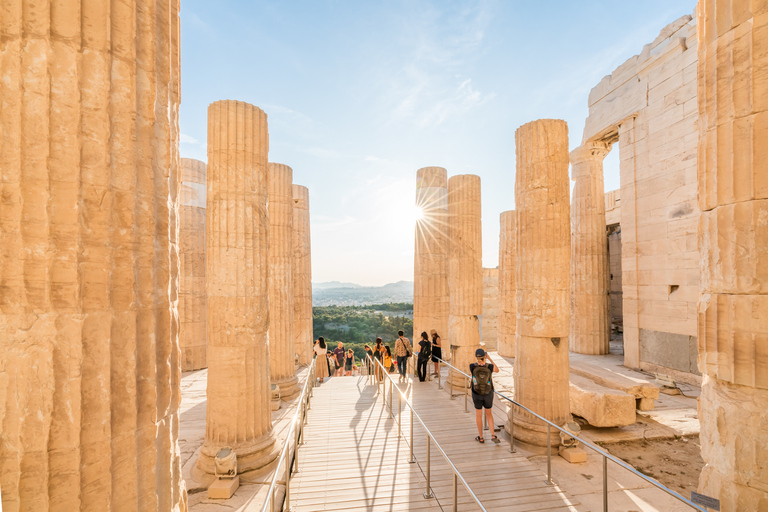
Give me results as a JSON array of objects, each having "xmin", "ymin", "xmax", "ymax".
[{"xmin": 180, "ymin": 0, "xmax": 698, "ymax": 286}]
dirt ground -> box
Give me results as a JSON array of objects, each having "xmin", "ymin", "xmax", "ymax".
[{"xmin": 600, "ymin": 436, "xmax": 704, "ymax": 497}]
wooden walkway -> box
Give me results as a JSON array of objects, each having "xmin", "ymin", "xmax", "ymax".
[{"xmin": 290, "ymin": 374, "xmax": 584, "ymax": 511}]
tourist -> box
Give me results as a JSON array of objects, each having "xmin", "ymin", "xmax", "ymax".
[
  {"xmin": 315, "ymin": 337, "xmax": 330, "ymax": 383},
  {"xmin": 345, "ymin": 349, "xmax": 355, "ymax": 376},
  {"xmin": 415, "ymin": 331, "xmax": 431, "ymax": 382},
  {"xmin": 394, "ymin": 330, "xmax": 412, "ymax": 383},
  {"xmin": 373, "ymin": 338, "xmax": 384, "ymax": 381},
  {"xmin": 384, "ymin": 345, "xmax": 394, "ymax": 373},
  {"xmin": 363, "ymin": 344, "xmax": 373, "ymax": 376},
  {"xmin": 430, "ymin": 330, "xmax": 442, "ymax": 376},
  {"xmin": 333, "ymin": 342, "xmax": 345, "ymax": 377},
  {"xmin": 470, "ymin": 348, "xmax": 500, "ymax": 443}
]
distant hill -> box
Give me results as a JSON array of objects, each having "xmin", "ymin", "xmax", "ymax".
[
  {"xmin": 312, "ymin": 281, "xmax": 413, "ymax": 306},
  {"xmin": 313, "ymin": 281, "xmax": 363, "ymax": 290}
]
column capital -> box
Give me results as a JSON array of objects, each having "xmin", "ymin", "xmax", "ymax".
[{"xmin": 570, "ymin": 141, "xmax": 611, "ymax": 164}]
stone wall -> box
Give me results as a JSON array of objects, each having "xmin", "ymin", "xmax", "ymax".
[
  {"xmin": 583, "ymin": 13, "xmax": 700, "ymax": 375},
  {"xmin": 0, "ymin": 1, "xmax": 185, "ymax": 509},
  {"xmin": 481, "ymin": 268, "xmax": 498, "ymax": 350}
]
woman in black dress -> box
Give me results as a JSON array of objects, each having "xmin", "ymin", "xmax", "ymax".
[
  {"xmin": 373, "ymin": 337, "xmax": 384, "ymax": 381},
  {"xmin": 430, "ymin": 329, "xmax": 442, "ymax": 376}
]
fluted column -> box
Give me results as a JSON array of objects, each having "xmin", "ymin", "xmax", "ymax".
[
  {"xmin": 0, "ymin": 1, "xmax": 185, "ymax": 510},
  {"xmin": 497, "ymin": 210, "xmax": 517, "ymax": 357},
  {"xmin": 513, "ymin": 119, "xmax": 571, "ymax": 446},
  {"xmin": 570, "ymin": 142, "xmax": 611, "ymax": 355},
  {"xmin": 447, "ymin": 174, "xmax": 482, "ymax": 386},
  {"xmin": 414, "ymin": 167, "xmax": 450, "ymax": 346},
  {"xmin": 197, "ymin": 100, "xmax": 277, "ymax": 474},
  {"xmin": 268, "ymin": 163, "xmax": 298, "ymax": 399},
  {"xmin": 180, "ymin": 158, "xmax": 207, "ymax": 371},
  {"xmin": 292, "ymin": 185, "xmax": 313, "ymax": 366},
  {"xmin": 697, "ymin": 3, "xmax": 768, "ymax": 510}
]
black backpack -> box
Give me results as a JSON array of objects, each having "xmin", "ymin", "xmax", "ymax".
[
  {"xmin": 420, "ymin": 340, "xmax": 432, "ymax": 359},
  {"xmin": 472, "ymin": 364, "xmax": 493, "ymax": 395}
]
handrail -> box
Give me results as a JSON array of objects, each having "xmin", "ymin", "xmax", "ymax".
[
  {"xmin": 366, "ymin": 354, "xmax": 488, "ymax": 512},
  {"xmin": 260, "ymin": 357, "xmax": 317, "ymax": 512},
  {"xmin": 434, "ymin": 355, "xmax": 707, "ymax": 512}
]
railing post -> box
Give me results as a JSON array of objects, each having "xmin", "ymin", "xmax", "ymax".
[
  {"xmin": 409, "ymin": 407, "xmax": 415, "ymax": 463},
  {"xmin": 398, "ymin": 391, "xmax": 402, "ymax": 436},
  {"xmin": 293, "ymin": 415, "xmax": 300, "ymax": 472},
  {"xmin": 452, "ymin": 473, "xmax": 458, "ymax": 512},
  {"xmin": 389, "ymin": 379, "xmax": 393, "ymax": 418},
  {"xmin": 284, "ymin": 452, "xmax": 292, "ymax": 511},
  {"xmin": 546, "ymin": 424, "xmax": 553, "ymax": 485},
  {"xmin": 603, "ymin": 454, "xmax": 608, "ymax": 512},
  {"xmin": 449, "ymin": 366, "xmax": 454, "ymax": 400},
  {"xmin": 508, "ymin": 405, "xmax": 515, "ymax": 453},
  {"xmin": 437, "ymin": 362, "xmax": 442, "ymax": 390},
  {"xmin": 464, "ymin": 375, "xmax": 468, "ymax": 413},
  {"xmin": 423, "ymin": 435, "xmax": 433, "ymax": 499}
]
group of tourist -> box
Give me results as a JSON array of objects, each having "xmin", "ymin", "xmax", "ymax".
[{"xmin": 313, "ymin": 337, "xmax": 357, "ymax": 382}]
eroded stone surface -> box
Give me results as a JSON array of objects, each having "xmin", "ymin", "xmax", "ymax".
[
  {"xmin": 513, "ymin": 119, "xmax": 571, "ymax": 446},
  {"xmin": 498, "ymin": 210, "xmax": 517, "ymax": 358},
  {"xmin": 569, "ymin": 374, "xmax": 636, "ymax": 428},
  {"xmin": 0, "ymin": 2, "xmax": 185, "ymax": 510},
  {"xmin": 197, "ymin": 100, "xmax": 277, "ymax": 475},
  {"xmin": 414, "ymin": 167, "xmax": 450, "ymax": 344},
  {"xmin": 292, "ymin": 185, "xmax": 313, "ymax": 366},
  {"xmin": 481, "ymin": 268, "xmax": 498, "ymax": 350},
  {"xmin": 268, "ymin": 163, "xmax": 298, "ymax": 399},
  {"xmin": 447, "ymin": 174, "xmax": 482, "ymax": 384}
]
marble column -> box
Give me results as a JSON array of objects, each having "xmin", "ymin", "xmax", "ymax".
[
  {"xmin": 447, "ymin": 174, "xmax": 483, "ymax": 386},
  {"xmin": 569, "ymin": 142, "xmax": 611, "ymax": 355},
  {"xmin": 0, "ymin": 1, "xmax": 185, "ymax": 510},
  {"xmin": 292, "ymin": 185, "xmax": 313, "ymax": 366},
  {"xmin": 481, "ymin": 268, "xmax": 499, "ymax": 350},
  {"xmin": 497, "ymin": 210, "xmax": 517, "ymax": 358},
  {"xmin": 512, "ymin": 119, "xmax": 571, "ymax": 446},
  {"xmin": 697, "ymin": 2, "xmax": 768, "ymax": 510},
  {"xmin": 180, "ymin": 158, "xmax": 208, "ymax": 371},
  {"xmin": 197, "ymin": 100, "xmax": 277, "ymax": 474},
  {"xmin": 414, "ymin": 167, "xmax": 450, "ymax": 348},
  {"xmin": 268, "ymin": 163, "xmax": 298, "ymax": 399}
]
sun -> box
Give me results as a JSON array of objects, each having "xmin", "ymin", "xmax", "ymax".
[{"xmin": 414, "ymin": 206, "xmax": 425, "ymax": 222}]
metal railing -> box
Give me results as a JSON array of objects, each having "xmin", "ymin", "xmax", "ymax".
[
  {"xmin": 366, "ymin": 355, "xmax": 488, "ymax": 512},
  {"xmin": 433, "ymin": 355, "xmax": 708, "ymax": 512},
  {"xmin": 260, "ymin": 358, "xmax": 317, "ymax": 512}
]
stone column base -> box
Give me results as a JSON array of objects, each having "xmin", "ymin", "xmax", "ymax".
[
  {"xmin": 196, "ymin": 432, "xmax": 278, "ymax": 475},
  {"xmin": 272, "ymin": 375, "xmax": 300, "ymax": 400}
]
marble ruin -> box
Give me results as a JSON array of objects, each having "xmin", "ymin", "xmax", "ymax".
[
  {"xmin": 292, "ymin": 185, "xmax": 314, "ymax": 366},
  {"xmin": 696, "ymin": 2, "xmax": 768, "ymax": 509},
  {"xmin": 447, "ymin": 174, "xmax": 483, "ymax": 385},
  {"xmin": 268, "ymin": 163, "xmax": 299, "ymax": 399},
  {"xmin": 197, "ymin": 100, "xmax": 277, "ymax": 475},
  {"xmin": 497, "ymin": 210, "xmax": 517, "ymax": 358},
  {"xmin": 0, "ymin": 1, "xmax": 186, "ymax": 510},
  {"xmin": 481, "ymin": 268, "xmax": 498, "ymax": 351},
  {"xmin": 414, "ymin": 167, "xmax": 450, "ymax": 345},
  {"xmin": 512, "ymin": 119, "xmax": 572, "ymax": 446},
  {"xmin": 180, "ymin": 158, "xmax": 208, "ymax": 371}
]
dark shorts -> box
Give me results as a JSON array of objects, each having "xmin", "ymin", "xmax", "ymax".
[
  {"xmin": 472, "ymin": 391, "xmax": 493, "ymax": 410},
  {"xmin": 345, "ymin": 363, "xmax": 352, "ymax": 371}
]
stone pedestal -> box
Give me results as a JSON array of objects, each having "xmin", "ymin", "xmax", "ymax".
[
  {"xmin": 292, "ymin": 185, "xmax": 313, "ymax": 366},
  {"xmin": 268, "ymin": 163, "xmax": 298, "ymax": 399},
  {"xmin": 0, "ymin": 2, "xmax": 185, "ymax": 510},
  {"xmin": 197, "ymin": 100, "xmax": 277, "ymax": 475},
  {"xmin": 414, "ymin": 167, "xmax": 450, "ymax": 347},
  {"xmin": 497, "ymin": 210, "xmax": 517, "ymax": 358},
  {"xmin": 512, "ymin": 119, "xmax": 571, "ymax": 446},
  {"xmin": 447, "ymin": 174, "xmax": 482, "ymax": 386},
  {"xmin": 180, "ymin": 158, "xmax": 208, "ymax": 371},
  {"xmin": 569, "ymin": 142, "xmax": 611, "ymax": 355},
  {"xmin": 696, "ymin": 3, "xmax": 768, "ymax": 510}
]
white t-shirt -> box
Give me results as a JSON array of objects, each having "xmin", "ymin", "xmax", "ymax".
[{"xmin": 314, "ymin": 344, "xmax": 327, "ymax": 356}]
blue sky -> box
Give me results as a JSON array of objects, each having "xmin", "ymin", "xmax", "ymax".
[{"xmin": 180, "ymin": 0, "xmax": 697, "ymax": 286}]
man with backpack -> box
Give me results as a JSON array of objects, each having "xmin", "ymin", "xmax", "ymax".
[{"xmin": 470, "ymin": 348, "xmax": 500, "ymax": 443}]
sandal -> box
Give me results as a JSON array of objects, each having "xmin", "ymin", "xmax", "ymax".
[
  {"xmin": 491, "ymin": 435, "xmax": 500, "ymax": 444},
  {"xmin": 475, "ymin": 436, "xmax": 484, "ymax": 443}
]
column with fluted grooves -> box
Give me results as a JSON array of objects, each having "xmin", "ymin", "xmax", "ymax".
[
  {"xmin": 512, "ymin": 119, "xmax": 571, "ymax": 446},
  {"xmin": 414, "ymin": 167, "xmax": 450, "ymax": 346},
  {"xmin": 268, "ymin": 163, "xmax": 299, "ymax": 398},
  {"xmin": 292, "ymin": 185, "xmax": 313, "ymax": 366},
  {"xmin": 197, "ymin": 101, "xmax": 277, "ymax": 474},
  {"xmin": 180, "ymin": 158, "xmax": 207, "ymax": 371},
  {"xmin": 569, "ymin": 142, "xmax": 611, "ymax": 355},
  {"xmin": 0, "ymin": 1, "xmax": 185, "ymax": 510},
  {"xmin": 696, "ymin": 2, "xmax": 768, "ymax": 509},
  {"xmin": 497, "ymin": 210, "xmax": 517, "ymax": 357},
  {"xmin": 447, "ymin": 174, "xmax": 482, "ymax": 386}
]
